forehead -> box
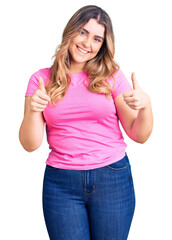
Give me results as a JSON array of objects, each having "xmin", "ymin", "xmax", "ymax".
[{"xmin": 82, "ymin": 18, "xmax": 105, "ymax": 38}]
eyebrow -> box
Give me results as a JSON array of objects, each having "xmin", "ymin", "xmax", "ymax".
[{"xmin": 81, "ymin": 28, "xmax": 104, "ymax": 40}]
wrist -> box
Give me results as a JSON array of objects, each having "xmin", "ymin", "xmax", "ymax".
[
  {"xmin": 142, "ymin": 94, "xmax": 151, "ymax": 110},
  {"xmin": 25, "ymin": 104, "xmax": 40, "ymax": 116}
]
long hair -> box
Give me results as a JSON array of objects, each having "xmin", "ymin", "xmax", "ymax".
[{"xmin": 45, "ymin": 5, "xmax": 120, "ymax": 106}]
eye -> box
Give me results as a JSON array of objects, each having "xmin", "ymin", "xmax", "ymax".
[
  {"xmin": 79, "ymin": 30, "xmax": 86, "ymax": 36},
  {"xmin": 94, "ymin": 37, "xmax": 101, "ymax": 43}
]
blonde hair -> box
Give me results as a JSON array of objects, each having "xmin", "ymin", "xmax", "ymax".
[{"xmin": 45, "ymin": 5, "xmax": 120, "ymax": 106}]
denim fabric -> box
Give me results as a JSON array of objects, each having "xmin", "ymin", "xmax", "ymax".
[{"xmin": 42, "ymin": 153, "xmax": 135, "ymax": 240}]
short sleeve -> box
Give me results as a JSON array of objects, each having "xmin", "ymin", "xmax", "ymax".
[
  {"xmin": 25, "ymin": 68, "xmax": 51, "ymax": 97},
  {"xmin": 110, "ymin": 69, "xmax": 132, "ymax": 99}
]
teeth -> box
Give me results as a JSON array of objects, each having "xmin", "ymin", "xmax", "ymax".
[{"xmin": 77, "ymin": 46, "xmax": 89, "ymax": 54}]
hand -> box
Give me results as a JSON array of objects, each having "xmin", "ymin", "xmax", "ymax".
[
  {"xmin": 29, "ymin": 76, "xmax": 51, "ymax": 112},
  {"xmin": 122, "ymin": 72, "xmax": 150, "ymax": 110}
]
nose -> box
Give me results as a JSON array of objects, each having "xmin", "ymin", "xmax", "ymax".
[{"xmin": 82, "ymin": 36, "xmax": 91, "ymax": 48}]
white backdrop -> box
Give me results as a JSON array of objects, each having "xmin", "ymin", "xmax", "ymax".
[{"xmin": 1, "ymin": 0, "xmax": 172, "ymax": 239}]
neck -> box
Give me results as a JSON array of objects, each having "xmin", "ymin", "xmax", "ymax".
[{"xmin": 69, "ymin": 61, "xmax": 85, "ymax": 73}]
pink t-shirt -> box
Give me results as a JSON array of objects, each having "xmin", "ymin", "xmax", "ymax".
[{"xmin": 25, "ymin": 67, "xmax": 131, "ymax": 170}]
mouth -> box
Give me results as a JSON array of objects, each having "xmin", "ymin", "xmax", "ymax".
[{"xmin": 76, "ymin": 45, "xmax": 90, "ymax": 55}]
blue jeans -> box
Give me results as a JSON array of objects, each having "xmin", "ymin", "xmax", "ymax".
[{"xmin": 42, "ymin": 153, "xmax": 135, "ymax": 240}]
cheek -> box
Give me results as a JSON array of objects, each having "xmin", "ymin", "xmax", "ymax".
[
  {"xmin": 68, "ymin": 36, "xmax": 81, "ymax": 53},
  {"xmin": 68, "ymin": 41, "xmax": 75, "ymax": 54},
  {"xmin": 92, "ymin": 44, "xmax": 102, "ymax": 54},
  {"xmin": 72, "ymin": 35, "xmax": 82, "ymax": 45}
]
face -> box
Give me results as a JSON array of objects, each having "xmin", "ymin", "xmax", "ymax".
[{"xmin": 68, "ymin": 18, "xmax": 105, "ymax": 72}]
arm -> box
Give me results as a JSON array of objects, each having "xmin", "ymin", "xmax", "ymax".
[
  {"xmin": 130, "ymin": 98, "xmax": 153, "ymax": 143},
  {"xmin": 19, "ymin": 76, "xmax": 50, "ymax": 152},
  {"xmin": 19, "ymin": 96, "xmax": 45, "ymax": 152},
  {"xmin": 114, "ymin": 72, "xmax": 153, "ymax": 143}
]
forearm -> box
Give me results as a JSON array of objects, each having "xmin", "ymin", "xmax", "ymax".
[
  {"xmin": 131, "ymin": 99, "xmax": 153, "ymax": 143},
  {"xmin": 19, "ymin": 107, "xmax": 44, "ymax": 152}
]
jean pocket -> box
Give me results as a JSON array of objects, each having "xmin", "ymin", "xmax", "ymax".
[{"xmin": 106, "ymin": 154, "xmax": 128, "ymax": 171}]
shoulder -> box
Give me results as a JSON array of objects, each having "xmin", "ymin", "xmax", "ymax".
[
  {"xmin": 29, "ymin": 67, "xmax": 52, "ymax": 85},
  {"xmin": 107, "ymin": 68, "xmax": 132, "ymax": 98},
  {"xmin": 107, "ymin": 69, "xmax": 128, "ymax": 87},
  {"xmin": 110, "ymin": 68, "xmax": 127, "ymax": 81},
  {"xmin": 30, "ymin": 67, "xmax": 51, "ymax": 78},
  {"xmin": 107, "ymin": 69, "xmax": 126, "ymax": 84}
]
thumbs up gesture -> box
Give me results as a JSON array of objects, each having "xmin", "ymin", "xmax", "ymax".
[
  {"xmin": 29, "ymin": 76, "xmax": 51, "ymax": 112},
  {"xmin": 122, "ymin": 72, "xmax": 150, "ymax": 110},
  {"xmin": 38, "ymin": 76, "xmax": 47, "ymax": 93}
]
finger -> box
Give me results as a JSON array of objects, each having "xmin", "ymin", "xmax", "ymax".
[
  {"xmin": 123, "ymin": 98, "xmax": 136, "ymax": 104},
  {"xmin": 38, "ymin": 76, "xmax": 46, "ymax": 93},
  {"xmin": 126, "ymin": 104, "xmax": 140, "ymax": 111},
  {"xmin": 36, "ymin": 90, "xmax": 51, "ymax": 102},
  {"xmin": 131, "ymin": 72, "xmax": 140, "ymax": 90},
  {"xmin": 32, "ymin": 108, "xmax": 45, "ymax": 112},
  {"xmin": 34, "ymin": 102, "xmax": 47, "ymax": 109},
  {"xmin": 35, "ymin": 96, "xmax": 49, "ymax": 105},
  {"xmin": 130, "ymin": 106, "xmax": 140, "ymax": 110},
  {"xmin": 122, "ymin": 89, "xmax": 134, "ymax": 98},
  {"xmin": 31, "ymin": 103, "xmax": 47, "ymax": 112},
  {"xmin": 125, "ymin": 101, "xmax": 140, "ymax": 110}
]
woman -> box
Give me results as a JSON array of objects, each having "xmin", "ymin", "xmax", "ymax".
[{"xmin": 19, "ymin": 5, "xmax": 153, "ymax": 240}]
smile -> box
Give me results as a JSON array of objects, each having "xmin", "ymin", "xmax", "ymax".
[{"xmin": 76, "ymin": 45, "xmax": 90, "ymax": 55}]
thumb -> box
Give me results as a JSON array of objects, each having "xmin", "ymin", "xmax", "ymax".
[
  {"xmin": 38, "ymin": 76, "xmax": 46, "ymax": 93},
  {"xmin": 131, "ymin": 72, "xmax": 140, "ymax": 90}
]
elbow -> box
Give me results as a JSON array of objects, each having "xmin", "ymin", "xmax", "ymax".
[
  {"xmin": 19, "ymin": 132, "xmax": 41, "ymax": 152},
  {"xmin": 132, "ymin": 130, "xmax": 153, "ymax": 144},
  {"xmin": 23, "ymin": 146, "xmax": 39, "ymax": 152},
  {"xmin": 134, "ymin": 138, "xmax": 148, "ymax": 144},
  {"xmin": 19, "ymin": 139, "xmax": 40, "ymax": 152}
]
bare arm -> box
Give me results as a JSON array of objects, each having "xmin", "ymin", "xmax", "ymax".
[
  {"xmin": 19, "ymin": 97, "xmax": 45, "ymax": 152},
  {"xmin": 115, "ymin": 94, "xmax": 153, "ymax": 143},
  {"xmin": 114, "ymin": 72, "xmax": 153, "ymax": 143},
  {"xmin": 19, "ymin": 76, "xmax": 50, "ymax": 152}
]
